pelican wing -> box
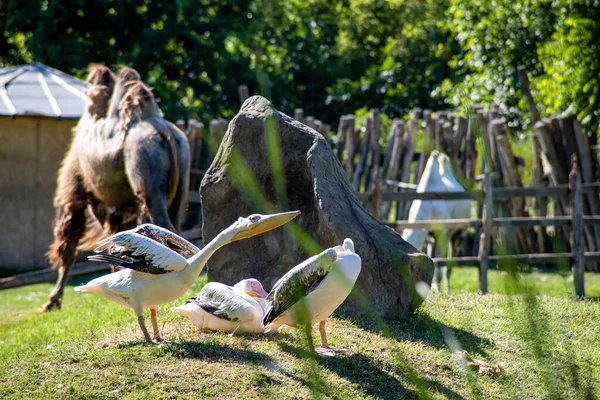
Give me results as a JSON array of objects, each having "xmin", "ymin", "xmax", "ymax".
[
  {"xmin": 89, "ymin": 231, "xmax": 187, "ymax": 274},
  {"xmin": 131, "ymin": 224, "xmax": 200, "ymax": 258},
  {"xmin": 263, "ymin": 248, "xmax": 337, "ymax": 325},
  {"xmin": 186, "ymin": 282, "xmax": 256, "ymax": 322}
]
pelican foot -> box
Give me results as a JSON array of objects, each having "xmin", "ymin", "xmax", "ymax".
[
  {"xmin": 153, "ymin": 338, "xmax": 173, "ymax": 345},
  {"xmin": 315, "ymin": 346, "xmax": 347, "ymax": 357},
  {"xmin": 38, "ymin": 298, "xmax": 62, "ymax": 313}
]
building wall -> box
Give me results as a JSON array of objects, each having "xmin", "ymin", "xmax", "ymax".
[{"xmin": 0, "ymin": 116, "xmax": 76, "ymax": 275}]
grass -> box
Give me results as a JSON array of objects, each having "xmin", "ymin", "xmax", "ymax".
[{"xmin": 1, "ymin": 269, "xmax": 599, "ymax": 399}]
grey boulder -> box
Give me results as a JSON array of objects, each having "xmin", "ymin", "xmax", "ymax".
[{"xmin": 200, "ymin": 96, "xmax": 433, "ymax": 318}]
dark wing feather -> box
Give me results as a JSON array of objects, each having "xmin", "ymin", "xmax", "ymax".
[
  {"xmin": 90, "ymin": 231, "xmax": 187, "ymax": 274},
  {"xmin": 186, "ymin": 282, "xmax": 256, "ymax": 322},
  {"xmin": 132, "ymin": 224, "xmax": 200, "ymax": 258},
  {"xmin": 87, "ymin": 253, "xmax": 170, "ymax": 275},
  {"xmin": 186, "ymin": 297, "xmax": 226, "ymax": 318},
  {"xmin": 263, "ymin": 249, "xmax": 337, "ymax": 326}
]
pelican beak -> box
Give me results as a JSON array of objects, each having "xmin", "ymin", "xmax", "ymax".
[
  {"xmin": 248, "ymin": 288, "xmax": 269, "ymax": 298},
  {"xmin": 231, "ymin": 210, "xmax": 301, "ymax": 241}
]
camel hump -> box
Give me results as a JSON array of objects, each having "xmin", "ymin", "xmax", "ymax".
[
  {"xmin": 86, "ymin": 64, "xmax": 115, "ymax": 87},
  {"xmin": 116, "ymin": 65, "xmax": 141, "ymax": 82},
  {"xmin": 118, "ymin": 81, "xmax": 162, "ymax": 132}
]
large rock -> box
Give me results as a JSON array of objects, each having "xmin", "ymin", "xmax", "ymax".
[{"xmin": 200, "ymin": 96, "xmax": 433, "ymax": 318}]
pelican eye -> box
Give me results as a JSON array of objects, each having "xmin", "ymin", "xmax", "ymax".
[{"xmin": 249, "ymin": 215, "xmax": 260, "ymax": 223}]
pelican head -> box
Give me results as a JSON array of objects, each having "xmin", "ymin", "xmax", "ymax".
[
  {"xmin": 234, "ymin": 278, "xmax": 269, "ymax": 298},
  {"xmin": 230, "ymin": 211, "xmax": 301, "ymax": 241}
]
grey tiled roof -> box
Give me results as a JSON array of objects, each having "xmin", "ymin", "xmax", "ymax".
[{"xmin": 0, "ymin": 63, "xmax": 89, "ymax": 118}]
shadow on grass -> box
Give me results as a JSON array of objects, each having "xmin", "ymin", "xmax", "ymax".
[
  {"xmin": 337, "ymin": 311, "xmax": 493, "ymax": 358},
  {"xmin": 278, "ymin": 342, "xmax": 464, "ymax": 400},
  {"xmin": 118, "ymin": 340, "xmax": 274, "ymax": 365}
]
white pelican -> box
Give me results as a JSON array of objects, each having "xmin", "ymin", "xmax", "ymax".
[
  {"xmin": 74, "ymin": 211, "xmax": 300, "ymax": 343},
  {"xmin": 262, "ymin": 238, "xmax": 361, "ymax": 356},
  {"xmin": 171, "ymin": 278, "xmax": 269, "ymax": 333}
]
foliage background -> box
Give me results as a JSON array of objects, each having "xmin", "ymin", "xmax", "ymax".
[{"xmin": 1, "ymin": 0, "xmax": 598, "ymax": 131}]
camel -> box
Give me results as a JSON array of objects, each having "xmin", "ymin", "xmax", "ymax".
[
  {"xmin": 402, "ymin": 151, "xmax": 472, "ymax": 293},
  {"xmin": 40, "ymin": 64, "xmax": 190, "ymax": 312}
]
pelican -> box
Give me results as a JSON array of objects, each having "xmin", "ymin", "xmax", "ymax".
[
  {"xmin": 171, "ymin": 278, "xmax": 269, "ymax": 333},
  {"xmin": 74, "ymin": 211, "xmax": 300, "ymax": 343},
  {"xmin": 262, "ymin": 238, "xmax": 361, "ymax": 356}
]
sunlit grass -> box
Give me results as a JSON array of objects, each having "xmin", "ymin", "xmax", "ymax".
[{"xmin": 1, "ymin": 269, "xmax": 599, "ymax": 399}]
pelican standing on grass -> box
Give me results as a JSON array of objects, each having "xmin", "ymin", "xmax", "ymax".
[
  {"xmin": 262, "ymin": 238, "xmax": 361, "ymax": 356},
  {"xmin": 74, "ymin": 211, "xmax": 300, "ymax": 344},
  {"xmin": 171, "ymin": 278, "xmax": 269, "ymax": 333}
]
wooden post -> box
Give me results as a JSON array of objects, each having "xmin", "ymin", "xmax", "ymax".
[
  {"xmin": 535, "ymin": 121, "xmax": 568, "ymax": 184},
  {"xmin": 187, "ymin": 119, "xmax": 203, "ymax": 169},
  {"xmin": 478, "ymin": 173, "xmax": 492, "ymax": 294},
  {"xmin": 454, "ymin": 116, "xmax": 467, "ymax": 161},
  {"xmin": 434, "ymin": 111, "xmax": 447, "ymax": 150},
  {"xmin": 176, "ymin": 119, "xmax": 186, "ymax": 132},
  {"xmin": 342, "ymin": 116, "xmax": 357, "ymax": 178},
  {"xmin": 381, "ymin": 118, "xmax": 403, "ymax": 179},
  {"xmin": 560, "ymin": 116, "xmax": 578, "ymax": 167},
  {"xmin": 305, "ymin": 116, "xmax": 316, "ymax": 130},
  {"xmin": 363, "ymin": 109, "xmax": 381, "ymax": 191},
  {"xmin": 238, "ymin": 85, "xmax": 249, "ymax": 106},
  {"xmin": 336, "ymin": 115, "xmax": 352, "ymax": 164},
  {"xmin": 489, "ymin": 102, "xmax": 500, "ymax": 120},
  {"xmin": 323, "ymin": 124, "xmax": 331, "ymax": 141},
  {"xmin": 208, "ymin": 118, "xmax": 229, "ymax": 162},
  {"xmin": 464, "ymin": 116, "xmax": 476, "ymax": 180},
  {"xmin": 398, "ymin": 112, "xmax": 419, "ymax": 220},
  {"xmin": 570, "ymin": 156, "xmax": 585, "ymax": 298},
  {"xmin": 294, "ymin": 108, "xmax": 304, "ymax": 122},
  {"xmin": 517, "ymin": 65, "xmax": 542, "ymax": 124},
  {"xmin": 367, "ymin": 110, "xmax": 383, "ymax": 219},
  {"xmin": 352, "ymin": 126, "xmax": 370, "ymax": 191},
  {"xmin": 380, "ymin": 119, "xmax": 405, "ymax": 219},
  {"xmin": 442, "ymin": 121, "xmax": 453, "ymax": 156},
  {"xmin": 495, "ymin": 130, "xmax": 536, "ymax": 254},
  {"xmin": 415, "ymin": 110, "xmax": 433, "ymax": 185}
]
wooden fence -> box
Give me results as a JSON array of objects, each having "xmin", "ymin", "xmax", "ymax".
[{"xmin": 358, "ymin": 162, "xmax": 599, "ymax": 297}]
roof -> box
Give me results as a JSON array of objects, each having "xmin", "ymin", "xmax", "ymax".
[{"xmin": 0, "ymin": 63, "xmax": 89, "ymax": 118}]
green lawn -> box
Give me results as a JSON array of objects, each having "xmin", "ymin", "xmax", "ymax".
[{"xmin": 1, "ymin": 269, "xmax": 599, "ymax": 399}]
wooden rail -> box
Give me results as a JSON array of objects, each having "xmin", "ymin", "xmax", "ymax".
[
  {"xmin": 357, "ymin": 183, "xmax": 600, "ymax": 203},
  {"xmin": 367, "ymin": 177, "xmax": 600, "ymax": 298},
  {"xmin": 432, "ymin": 252, "xmax": 600, "ymax": 267},
  {"xmin": 390, "ymin": 215, "xmax": 600, "ymax": 230}
]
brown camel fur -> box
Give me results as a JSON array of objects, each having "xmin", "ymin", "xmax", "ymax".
[{"xmin": 40, "ymin": 65, "xmax": 190, "ymax": 312}]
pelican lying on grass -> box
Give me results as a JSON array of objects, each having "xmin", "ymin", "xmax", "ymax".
[
  {"xmin": 171, "ymin": 278, "xmax": 269, "ymax": 333},
  {"xmin": 263, "ymin": 238, "xmax": 361, "ymax": 356},
  {"xmin": 74, "ymin": 211, "xmax": 300, "ymax": 344}
]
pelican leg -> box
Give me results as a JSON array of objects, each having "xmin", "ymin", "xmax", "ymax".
[
  {"xmin": 150, "ymin": 308, "xmax": 162, "ymax": 342},
  {"xmin": 137, "ymin": 315, "xmax": 153, "ymax": 344},
  {"xmin": 444, "ymin": 240, "xmax": 453, "ymax": 293},
  {"xmin": 314, "ymin": 320, "xmax": 346, "ymax": 356},
  {"xmin": 428, "ymin": 237, "xmax": 441, "ymax": 293}
]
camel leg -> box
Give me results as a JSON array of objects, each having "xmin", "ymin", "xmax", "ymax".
[
  {"xmin": 150, "ymin": 308, "xmax": 162, "ymax": 342},
  {"xmin": 40, "ymin": 200, "xmax": 87, "ymax": 312}
]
